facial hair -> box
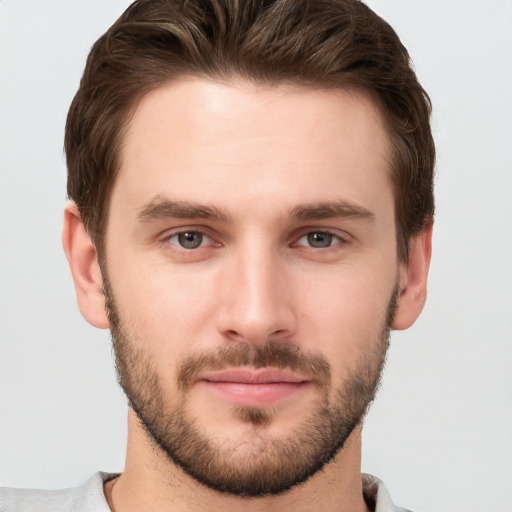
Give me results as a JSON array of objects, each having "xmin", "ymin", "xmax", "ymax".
[{"xmin": 103, "ymin": 275, "xmax": 397, "ymax": 497}]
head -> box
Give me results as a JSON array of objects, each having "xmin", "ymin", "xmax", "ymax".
[{"xmin": 63, "ymin": 0, "xmax": 434, "ymax": 499}]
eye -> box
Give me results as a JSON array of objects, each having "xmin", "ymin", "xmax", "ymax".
[
  {"xmin": 168, "ymin": 231, "xmax": 210, "ymax": 249},
  {"xmin": 296, "ymin": 231, "xmax": 342, "ymax": 249}
]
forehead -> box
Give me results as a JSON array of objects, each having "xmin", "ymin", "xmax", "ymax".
[{"xmin": 114, "ymin": 78, "xmax": 393, "ymax": 216}]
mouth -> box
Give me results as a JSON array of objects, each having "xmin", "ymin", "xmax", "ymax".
[{"xmin": 197, "ymin": 368, "xmax": 311, "ymax": 408}]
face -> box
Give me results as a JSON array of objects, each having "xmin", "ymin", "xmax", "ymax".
[{"xmin": 103, "ymin": 79, "xmax": 401, "ymax": 496}]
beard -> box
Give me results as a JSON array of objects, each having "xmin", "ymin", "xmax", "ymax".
[{"xmin": 103, "ymin": 275, "xmax": 397, "ymax": 497}]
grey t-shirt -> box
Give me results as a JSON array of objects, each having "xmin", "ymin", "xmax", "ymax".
[{"xmin": 0, "ymin": 472, "xmax": 412, "ymax": 511}]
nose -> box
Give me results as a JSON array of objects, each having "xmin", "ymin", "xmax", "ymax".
[{"xmin": 215, "ymin": 240, "xmax": 297, "ymax": 345}]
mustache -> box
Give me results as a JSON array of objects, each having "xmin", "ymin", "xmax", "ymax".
[{"xmin": 177, "ymin": 341, "xmax": 331, "ymax": 392}]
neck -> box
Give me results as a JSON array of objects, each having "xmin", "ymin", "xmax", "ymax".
[{"xmin": 106, "ymin": 409, "xmax": 370, "ymax": 512}]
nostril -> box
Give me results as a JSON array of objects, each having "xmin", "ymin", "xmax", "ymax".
[{"xmin": 226, "ymin": 329, "xmax": 243, "ymax": 339}]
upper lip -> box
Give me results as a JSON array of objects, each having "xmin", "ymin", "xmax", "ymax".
[{"xmin": 198, "ymin": 368, "xmax": 309, "ymax": 384}]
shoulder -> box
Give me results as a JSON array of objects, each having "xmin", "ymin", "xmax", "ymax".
[
  {"xmin": 362, "ymin": 473, "xmax": 415, "ymax": 512},
  {"xmin": 0, "ymin": 472, "xmax": 117, "ymax": 512},
  {"xmin": 0, "ymin": 486, "xmax": 75, "ymax": 512}
]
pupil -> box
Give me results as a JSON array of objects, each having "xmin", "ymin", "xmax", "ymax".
[
  {"xmin": 178, "ymin": 232, "xmax": 202, "ymax": 249},
  {"xmin": 308, "ymin": 232, "xmax": 332, "ymax": 248}
]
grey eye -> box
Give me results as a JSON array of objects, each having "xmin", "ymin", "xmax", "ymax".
[
  {"xmin": 307, "ymin": 232, "xmax": 333, "ymax": 248},
  {"xmin": 295, "ymin": 231, "xmax": 342, "ymax": 249},
  {"xmin": 177, "ymin": 231, "xmax": 204, "ymax": 249}
]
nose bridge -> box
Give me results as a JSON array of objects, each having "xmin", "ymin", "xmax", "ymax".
[{"xmin": 216, "ymin": 235, "xmax": 295, "ymax": 344}]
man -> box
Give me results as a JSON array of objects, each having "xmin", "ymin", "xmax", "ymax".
[{"xmin": 0, "ymin": 0, "xmax": 434, "ymax": 510}]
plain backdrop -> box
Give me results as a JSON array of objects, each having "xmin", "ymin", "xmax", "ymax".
[{"xmin": 0, "ymin": 1, "xmax": 511, "ymax": 511}]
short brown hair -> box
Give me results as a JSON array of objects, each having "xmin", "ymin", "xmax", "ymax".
[{"xmin": 65, "ymin": 0, "xmax": 434, "ymax": 261}]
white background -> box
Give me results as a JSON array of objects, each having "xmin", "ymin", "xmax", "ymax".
[{"xmin": 0, "ymin": 1, "xmax": 511, "ymax": 511}]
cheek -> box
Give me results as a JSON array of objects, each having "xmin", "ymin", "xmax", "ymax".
[
  {"xmin": 295, "ymin": 263, "xmax": 396, "ymax": 370},
  {"xmin": 108, "ymin": 255, "xmax": 219, "ymax": 363}
]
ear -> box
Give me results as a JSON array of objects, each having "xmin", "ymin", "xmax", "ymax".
[
  {"xmin": 62, "ymin": 202, "xmax": 109, "ymax": 329},
  {"xmin": 392, "ymin": 221, "xmax": 433, "ymax": 330}
]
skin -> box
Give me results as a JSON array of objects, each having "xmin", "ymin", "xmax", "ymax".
[{"xmin": 63, "ymin": 79, "xmax": 432, "ymax": 512}]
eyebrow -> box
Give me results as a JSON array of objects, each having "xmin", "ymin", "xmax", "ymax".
[
  {"xmin": 137, "ymin": 197, "xmax": 229, "ymax": 222},
  {"xmin": 136, "ymin": 197, "xmax": 374, "ymax": 224},
  {"xmin": 290, "ymin": 201, "xmax": 375, "ymax": 222}
]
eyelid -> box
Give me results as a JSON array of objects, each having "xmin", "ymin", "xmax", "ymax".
[
  {"xmin": 297, "ymin": 233, "xmax": 339, "ymax": 248},
  {"xmin": 169, "ymin": 231, "xmax": 210, "ymax": 249},
  {"xmin": 159, "ymin": 226, "xmax": 220, "ymax": 249},
  {"xmin": 157, "ymin": 225, "xmax": 350, "ymax": 252},
  {"xmin": 291, "ymin": 228, "xmax": 350, "ymax": 246}
]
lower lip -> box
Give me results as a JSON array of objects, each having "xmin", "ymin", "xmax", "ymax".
[{"xmin": 200, "ymin": 380, "xmax": 308, "ymax": 407}]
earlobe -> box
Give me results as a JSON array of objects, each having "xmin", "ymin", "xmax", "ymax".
[
  {"xmin": 392, "ymin": 221, "xmax": 433, "ymax": 330},
  {"xmin": 62, "ymin": 201, "xmax": 110, "ymax": 329}
]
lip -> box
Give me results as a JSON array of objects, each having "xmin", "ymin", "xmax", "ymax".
[{"xmin": 197, "ymin": 368, "xmax": 311, "ymax": 407}]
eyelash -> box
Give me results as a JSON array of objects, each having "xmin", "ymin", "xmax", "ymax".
[
  {"xmin": 161, "ymin": 228, "xmax": 348, "ymax": 252},
  {"xmin": 293, "ymin": 230, "xmax": 346, "ymax": 250},
  {"xmin": 163, "ymin": 230, "xmax": 216, "ymax": 251}
]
